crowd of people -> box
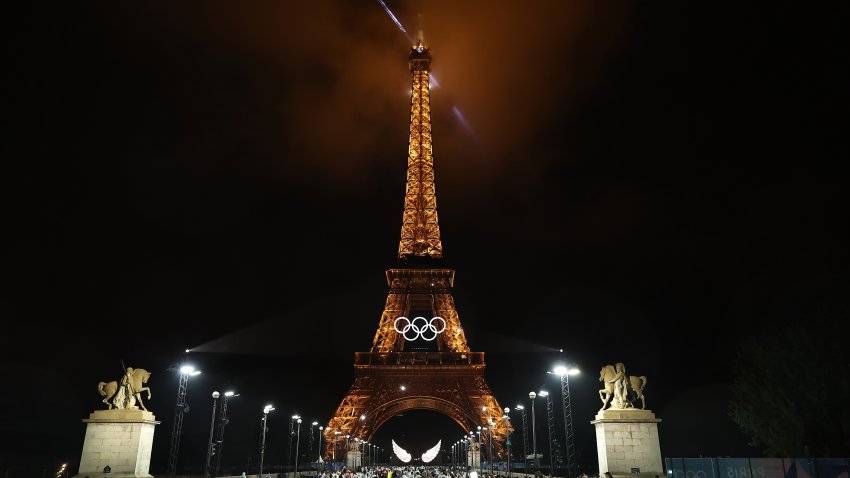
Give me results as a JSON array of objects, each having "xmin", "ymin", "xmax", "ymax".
[
  {"xmin": 305, "ymin": 465, "xmax": 608, "ymax": 478},
  {"xmin": 242, "ymin": 464, "xmax": 616, "ymax": 478},
  {"xmin": 313, "ymin": 465, "xmax": 473, "ymax": 478}
]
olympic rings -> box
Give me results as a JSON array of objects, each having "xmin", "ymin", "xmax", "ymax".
[{"xmin": 393, "ymin": 316, "xmax": 447, "ymax": 341}]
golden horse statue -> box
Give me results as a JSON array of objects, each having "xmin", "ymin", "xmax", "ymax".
[
  {"xmin": 98, "ymin": 368, "xmax": 152, "ymax": 411},
  {"xmin": 598, "ymin": 363, "xmax": 648, "ymax": 410},
  {"xmin": 598, "ymin": 363, "xmax": 626, "ymax": 410}
]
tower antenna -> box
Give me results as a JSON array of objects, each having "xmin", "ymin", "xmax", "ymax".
[{"xmin": 417, "ymin": 14, "xmax": 425, "ymax": 48}]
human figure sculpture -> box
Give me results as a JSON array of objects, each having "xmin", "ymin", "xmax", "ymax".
[
  {"xmin": 97, "ymin": 368, "xmax": 152, "ymax": 411},
  {"xmin": 613, "ymin": 363, "xmax": 628, "ymax": 408},
  {"xmin": 598, "ymin": 363, "xmax": 648, "ymax": 411}
]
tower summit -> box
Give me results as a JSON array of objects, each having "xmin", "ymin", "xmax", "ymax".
[{"xmin": 398, "ymin": 28, "xmax": 442, "ymax": 260}]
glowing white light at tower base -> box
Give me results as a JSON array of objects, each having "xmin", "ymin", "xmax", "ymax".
[
  {"xmin": 421, "ymin": 440, "xmax": 441, "ymax": 463},
  {"xmin": 392, "ymin": 439, "xmax": 412, "ymax": 463}
]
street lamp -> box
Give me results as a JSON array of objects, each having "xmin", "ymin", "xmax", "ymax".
[
  {"xmin": 529, "ymin": 391, "xmax": 539, "ymax": 472},
  {"xmin": 289, "ymin": 415, "xmax": 300, "ymax": 472},
  {"xmin": 553, "ymin": 364, "xmax": 580, "ymax": 478},
  {"xmin": 309, "ymin": 421, "xmax": 318, "ymax": 466},
  {"xmin": 452, "ymin": 442, "xmax": 456, "ymax": 466},
  {"xmin": 488, "ymin": 418, "xmax": 496, "ymax": 475},
  {"xmin": 469, "ymin": 431, "xmax": 475, "ymax": 469},
  {"xmin": 515, "ymin": 404, "xmax": 528, "ymax": 472},
  {"xmin": 318, "ymin": 426, "xmax": 324, "ymax": 463},
  {"xmin": 295, "ymin": 418, "xmax": 303, "ymax": 474},
  {"xmin": 334, "ymin": 431, "xmax": 342, "ymax": 461},
  {"xmin": 214, "ymin": 391, "xmax": 238, "ymax": 478},
  {"xmin": 205, "ymin": 391, "xmax": 220, "ymax": 478},
  {"xmin": 476, "ymin": 426, "xmax": 483, "ymax": 475},
  {"xmin": 484, "ymin": 424, "xmax": 493, "ymax": 476},
  {"xmin": 168, "ymin": 364, "xmax": 201, "ymax": 478},
  {"xmin": 503, "ymin": 407, "xmax": 512, "ymax": 478},
  {"xmin": 258, "ymin": 405, "xmax": 274, "ymax": 478}
]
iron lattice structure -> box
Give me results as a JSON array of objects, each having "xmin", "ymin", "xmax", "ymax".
[
  {"xmin": 212, "ymin": 394, "xmax": 231, "ymax": 478},
  {"xmin": 325, "ymin": 37, "xmax": 511, "ymax": 460},
  {"xmin": 546, "ymin": 394, "xmax": 556, "ymax": 475},
  {"xmin": 167, "ymin": 372, "xmax": 189, "ymax": 478},
  {"xmin": 521, "ymin": 407, "xmax": 530, "ymax": 465},
  {"xmin": 398, "ymin": 38, "xmax": 442, "ymax": 260},
  {"xmin": 560, "ymin": 374, "xmax": 577, "ymax": 478}
]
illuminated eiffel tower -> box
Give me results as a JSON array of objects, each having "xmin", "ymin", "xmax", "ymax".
[{"xmin": 323, "ymin": 31, "xmax": 511, "ymax": 465}]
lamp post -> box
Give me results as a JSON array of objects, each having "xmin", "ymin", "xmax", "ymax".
[
  {"xmin": 503, "ymin": 407, "xmax": 512, "ymax": 478},
  {"xmin": 168, "ymin": 364, "xmax": 201, "ymax": 478},
  {"xmin": 318, "ymin": 426, "xmax": 325, "ymax": 464},
  {"xmin": 214, "ymin": 391, "xmax": 238, "ymax": 478},
  {"xmin": 475, "ymin": 425, "xmax": 484, "ymax": 474},
  {"xmin": 258, "ymin": 405, "xmax": 274, "ymax": 478},
  {"xmin": 540, "ymin": 390, "xmax": 555, "ymax": 477},
  {"xmin": 289, "ymin": 415, "xmax": 300, "ymax": 472},
  {"xmin": 295, "ymin": 418, "xmax": 302, "ymax": 474},
  {"xmin": 471, "ymin": 431, "xmax": 476, "ymax": 470},
  {"xmin": 529, "ymin": 391, "xmax": 538, "ymax": 472},
  {"xmin": 487, "ymin": 419, "xmax": 495, "ymax": 476},
  {"xmin": 515, "ymin": 404, "xmax": 528, "ymax": 472},
  {"xmin": 333, "ymin": 431, "xmax": 341, "ymax": 461},
  {"xmin": 205, "ymin": 391, "xmax": 220, "ymax": 478},
  {"xmin": 483, "ymin": 426, "xmax": 490, "ymax": 475},
  {"xmin": 309, "ymin": 422, "xmax": 318, "ymax": 467},
  {"xmin": 553, "ymin": 365, "xmax": 580, "ymax": 478}
]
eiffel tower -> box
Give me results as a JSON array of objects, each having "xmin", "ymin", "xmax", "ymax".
[{"xmin": 323, "ymin": 31, "xmax": 511, "ymax": 465}]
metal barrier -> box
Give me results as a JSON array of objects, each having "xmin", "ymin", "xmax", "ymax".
[{"xmin": 665, "ymin": 458, "xmax": 850, "ymax": 478}]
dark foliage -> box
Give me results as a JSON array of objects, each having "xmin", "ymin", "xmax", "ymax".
[{"xmin": 729, "ymin": 311, "xmax": 850, "ymax": 457}]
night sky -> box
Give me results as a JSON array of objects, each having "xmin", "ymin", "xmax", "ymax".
[{"xmin": 3, "ymin": 1, "xmax": 849, "ymax": 476}]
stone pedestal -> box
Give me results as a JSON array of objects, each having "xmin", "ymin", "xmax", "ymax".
[
  {"xmin": 73, "ymin": 409, "xmax": 159, "ymax": 478},
  {"xmin": 591, "ymin": 409, "xmax": 662, "ymax": 477},
  {"xmin": 467, "ymin": 449, "xmax": 480, "ymax": 468}
]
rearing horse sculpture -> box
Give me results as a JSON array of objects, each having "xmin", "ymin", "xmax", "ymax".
[
  {"xmin": 598, "ymin": 363, "xmax": 626, "ymax": 411},
  {"xmin": 598, "ymin": 363, "xmax": 649, "ymax": 411},
  {"xmin": 98, "ymin": 368, "xmax": 152, "ymax": 411}
]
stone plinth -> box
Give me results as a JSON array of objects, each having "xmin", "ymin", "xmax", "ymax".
[
  {"xmin": 73, "ymin": 409, "xmax": 159, "ymax": 478},
  {"xmin": 591, "ymin": 409, "xmax": 662, "ymax": 477},
  {"xmin": 467, "ymin": 449, "xmax": 480, "ymax": 468}
]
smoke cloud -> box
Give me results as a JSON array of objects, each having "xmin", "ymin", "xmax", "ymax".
[{"xmin": 118, "ymin": 1, "xmax": 634, "ymax": 189}]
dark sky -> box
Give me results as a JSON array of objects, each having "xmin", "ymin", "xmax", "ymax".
[{"xmin": 3, "ymin": 1, "xmax": 849, "ymax": 476}]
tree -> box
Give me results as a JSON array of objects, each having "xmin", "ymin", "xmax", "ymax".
[{"xmin": 729, "ymin": 313, "xmax": 850, "ymax": 457}]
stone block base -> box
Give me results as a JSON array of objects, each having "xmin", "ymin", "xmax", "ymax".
[
  {"xmin": 73, "ymin": 409, "xmax": 159, "ymax": 478},
  {"xmin": 468, "ymin": 449, "xmax": 480, "ymax": 468},
  {"xmin": 591, "ymin": 409, "xmax": 662, "ymax": 477}
]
